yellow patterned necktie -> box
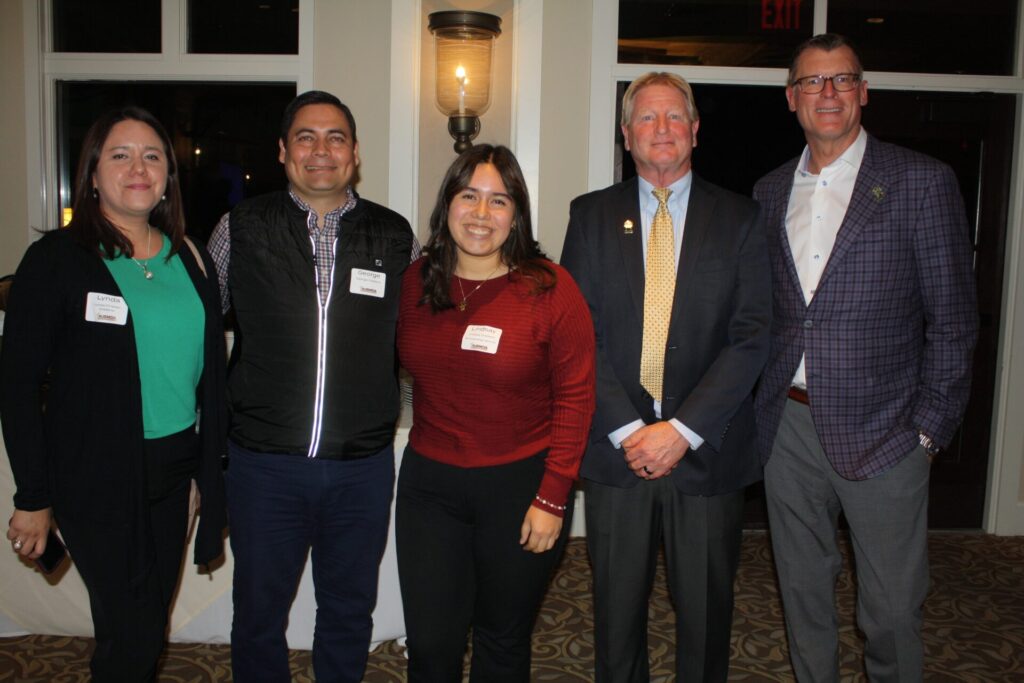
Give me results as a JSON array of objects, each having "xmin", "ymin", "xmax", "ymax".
[{"xmin": 640, "ymin": 187, "xmax": 676, "ymax": 402}]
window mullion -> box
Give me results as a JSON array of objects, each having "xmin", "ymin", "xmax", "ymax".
[
  {"xmin": 814, "ymin": 0, "xmax": 828, "ymax": 34},
  {"xmin": 161, "ymin": 0, "xmax": 183, "ymax": 65}
]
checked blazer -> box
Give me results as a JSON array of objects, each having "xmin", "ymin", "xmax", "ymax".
[{"xmin": 752, "ymin": 134, "xmax": 978, "ymax": 480}]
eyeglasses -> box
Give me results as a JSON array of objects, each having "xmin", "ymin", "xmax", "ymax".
[{"xmin": 791, "ymin": 73, "xmax": 862, "ymax": 94}]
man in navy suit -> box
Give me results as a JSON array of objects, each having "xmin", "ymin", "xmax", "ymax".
[
  {"xmin": 753, "ymin": 34, "xmax": 978, "ymax": 681},
  {"xmin": 561, "ymin": 72, "xmax": 771, "ymax": 682}
]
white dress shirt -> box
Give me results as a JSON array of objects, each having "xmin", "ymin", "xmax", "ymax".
[{"xmin": 786, "ymin": 127, "xmax": 868, "ymax": 389}]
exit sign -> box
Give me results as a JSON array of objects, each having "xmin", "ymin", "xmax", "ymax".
[{"xmin": 762, "ymin": 0, "xmax": 803, "ymax": 29}]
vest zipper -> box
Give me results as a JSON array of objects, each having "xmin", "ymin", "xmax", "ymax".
[{"xmin": 306, "ymin": 232, "xmax": 340, "ymax": 457}]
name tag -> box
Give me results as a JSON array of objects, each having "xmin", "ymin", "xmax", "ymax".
[
  {"xmin": 85, "ymin": 292, "xmax": 128, "ymax": 325},
  {"xmin": 461, "ymin": 325, "xmax": 502, "ymax": 354},
  {"xmin": 350, "ymin": 268, "xmax": 386, "ymax": 298}
]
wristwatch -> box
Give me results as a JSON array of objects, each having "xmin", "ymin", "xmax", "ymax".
[{"xmin": 918, "ymin": 432, "xmax": 940, "ymax": 457}]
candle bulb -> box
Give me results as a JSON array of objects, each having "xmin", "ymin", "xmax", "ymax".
[{"xmin": 455, "ymin": 65, "xmax": 466, "ymax": 115}]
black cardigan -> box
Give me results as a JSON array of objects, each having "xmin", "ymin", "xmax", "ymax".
[{"xmin": 0, "ymin": 229, "xmax": 227, "ymax": 575}]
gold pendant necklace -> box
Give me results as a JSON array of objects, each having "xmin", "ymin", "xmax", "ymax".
[{"xmin": 455, "ymin": 265, "xmax": 502, "ymax": 311}]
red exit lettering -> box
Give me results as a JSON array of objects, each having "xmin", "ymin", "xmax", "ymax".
[{"xmin": 762, "ymin": 0, "xmax": 803, "ymax": 30}]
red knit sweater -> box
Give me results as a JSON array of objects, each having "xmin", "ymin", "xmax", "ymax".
[{"xmin": 397, "ymin": 258, "xmax": 595, "ymax": 516}]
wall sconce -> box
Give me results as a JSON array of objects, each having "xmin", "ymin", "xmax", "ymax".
[{"xmin": 428, "ymin": 10, "xmax": 502, "ymax": 154}]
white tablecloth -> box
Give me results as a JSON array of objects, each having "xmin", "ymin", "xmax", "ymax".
[{"xmin": 0, "ymin": 427, "xmax": 410, "ymax": 648}]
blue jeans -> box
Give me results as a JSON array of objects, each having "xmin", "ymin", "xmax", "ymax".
[{"xmin": 226, "ymin": 440, "xmax": 395, "ymax": 683}]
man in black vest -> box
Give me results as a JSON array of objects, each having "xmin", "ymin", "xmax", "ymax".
[{"xmin": 208, "ymin": 90, "xmax": 417, "ymax": 683}]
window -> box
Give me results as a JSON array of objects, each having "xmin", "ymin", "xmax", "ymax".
[
  {"xmin": 614, "ymin": 82, "xmax": 805, "ymax": 193},
  {"xmin": 57, "ymin": 81, "xmax": 295, "ymax": 241},
  {"xmin": 616, "ymin": 0, "xmax": 1019, "ymax": 74},
  {"xmin": 188, "ymin": 0, "xmax": 300, "ymax": 55},
  {"xmin": 27, "ymin": 0, "xmax": 312, "ymax": 236},
  {"xmin": 618, "ymin": 0, "xmax": 812, "ymax": 68},
  {"xmin": 52, "ymin": 0, "xmax": 162, "ymax": 53},
  {"xmin": 827, "ymin": 0, "xmax": 1017, "ymax": 75}
]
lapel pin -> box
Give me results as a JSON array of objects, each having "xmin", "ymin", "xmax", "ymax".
[
  {"xmin": 623, "ymin": 219, "xmax": 634, "ymax": 235},
  {"xmin": 871, "ymin": 186, "xmax": 885, "ymax": 202}
]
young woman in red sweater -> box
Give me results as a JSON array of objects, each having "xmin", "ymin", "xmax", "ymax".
[{"xmin": 396, "ymin": 145, "xmax": 595, "ymax": 682}]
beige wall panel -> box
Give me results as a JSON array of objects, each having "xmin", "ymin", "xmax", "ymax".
[
  {"xmin": 536, "ymin": 0, "xmax": 593, "ymax": 261},
  {"xmin": 313, "ymin": 0, "xmax": 395, "ymax": 208},
  {"xmin": 0, "ymin": 0, "xmax": 30, "ymax": 275}
]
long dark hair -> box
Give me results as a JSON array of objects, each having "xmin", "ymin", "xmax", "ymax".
[
  {"xmin": 420, "ymin": 144, "xmax": 554, "ymax": 311},
  {"xmin": 68, "ymin": 106, "xmax": 185, "ymax": 259}
]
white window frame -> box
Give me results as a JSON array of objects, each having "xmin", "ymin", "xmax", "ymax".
[
  {"xmin": 22, "ymin": 0, "xmax": 314, "ymax": 239},
  {"xmin": 588, "ymin": 0, "xmax": 1024, "ymax": 535},
  {"xmin": 589, "ymin": 0, "xmax": 1024, "ymax": 190}
]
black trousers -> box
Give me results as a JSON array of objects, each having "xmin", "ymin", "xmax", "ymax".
[
  {"xmin": 396, "ymin": 447, "xmax": 572, "ymax": 683},
  {"xmin": 584, "ymin": 477, "xmax": 745, "ymax": 683},
  {"xmin": 57, "ymin": 426, "xmax": 198, "ymax": 683}
]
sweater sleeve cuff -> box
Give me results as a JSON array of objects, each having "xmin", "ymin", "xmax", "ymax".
[
  {"xmin": 532, "ymin": 470, "xmax": 574, "ymax": 518},
  {"xmin": 13, "ymin": 489, "xmax": 51, "ymax": 512}
]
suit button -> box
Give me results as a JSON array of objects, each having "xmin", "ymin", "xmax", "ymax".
[{"xmin": 803, "ymin": 319, "xmax": 813, "ymax": 329}]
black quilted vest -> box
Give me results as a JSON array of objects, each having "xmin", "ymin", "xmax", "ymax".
[{"xmin": 227, "ymin": 191, "xmax": 413, "ymax": 458}]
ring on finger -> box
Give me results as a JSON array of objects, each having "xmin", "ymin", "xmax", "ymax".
[
  {"xmin": 642, "ymin": 465, "xmax": 653, "ymax": 475},
  {"xmin": 13, "ymin": 540, "xmax": 23, "ymax": 551}
]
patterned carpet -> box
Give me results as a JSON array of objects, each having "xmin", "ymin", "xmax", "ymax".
[{"xmin": 2, "ymin": 532, "xmax": 1022, "ymax": 682}]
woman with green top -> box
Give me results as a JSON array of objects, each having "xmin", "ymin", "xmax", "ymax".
[{"xmin": 1, "ymin": 106, "xmax": 227, "ymax": 682}]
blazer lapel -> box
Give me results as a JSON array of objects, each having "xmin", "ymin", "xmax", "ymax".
[
  {"xmin": 673, "ymin": 175, "xmax": 715, "ymax": 321},
  {"xmin": 817, "ymin": 136, "xmax": 887, "ymax": 290},
  {"xmin": 615, "ymin": 177, "xmax": 646, "ymax": 318},
  {"xmin": 768, "ymin": 161, "xmax": 805, "ymax": 295}
]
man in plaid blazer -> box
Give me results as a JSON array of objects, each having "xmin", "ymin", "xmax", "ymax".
[{"xmin": 753, "ymin": 34, "xmax": 978, "ymax": 682}]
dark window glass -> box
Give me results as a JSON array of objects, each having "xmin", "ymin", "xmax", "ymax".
[
  {"xmin": 618, "ymin": 0, "xmax": 812, "ymax": 67},
  {"xmin": 57, "ymin": 81, "xmax": 296, "ymax": 242},
  {"xmin": 53, "ymin": 0, "xmax": 161, "ymax": 53},
  {"xmin": 827, "ymin": 0, "xmax": 1017, "ymax": 75},
  {"xmin": 188, "ymin": 0, "xmax": 299, "ymax": 54},
  {"xmin": 614, "ymin": 81, "xmax": 805, "ymax": 191}
]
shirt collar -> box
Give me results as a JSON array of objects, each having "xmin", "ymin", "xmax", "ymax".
[
  {"xmin": 796, "ymin": 126, "xmax": 868, "ymax": 177},
  {"xmin": 287, "ymin": 186, "xmax": 357, "ymax": 218},
  {"xmin": 638, "ymin": 171, "xmax": 692, "ymax": 213}
]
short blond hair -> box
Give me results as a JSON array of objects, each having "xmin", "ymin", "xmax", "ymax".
[{"xmin": 621, "ymin": 72, "xmax": 699, "ymax": 127}]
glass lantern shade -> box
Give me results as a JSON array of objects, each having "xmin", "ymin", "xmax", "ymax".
[{"xmin": 429, "ymin": 11, "xmax": 501, "ymax": 118}]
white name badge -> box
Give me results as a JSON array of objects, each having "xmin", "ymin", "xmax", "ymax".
[
  {"xmin": 461, "ymin": 325, "xmax": 502, "ymax": 354},
  {"xmin": 85, "ymin": 292, "xmax": 129, "ymax": 326},
  {"xmin": 350, "ymin": 268, "xmax": 386, "ymax": 298}
]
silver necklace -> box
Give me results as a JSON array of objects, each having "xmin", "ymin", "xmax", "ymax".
[
  {"xmin": 131, "ymin": 227, "xmax": 155, "ymax": 280},
  {"xmin": 455, "ymin": 265, "xmax": 502, "ymax": 311}
]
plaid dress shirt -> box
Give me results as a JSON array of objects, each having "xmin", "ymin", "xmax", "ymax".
[{"xmin": 208, "ymin": 188, "xmax": 356, "ymax": 313}]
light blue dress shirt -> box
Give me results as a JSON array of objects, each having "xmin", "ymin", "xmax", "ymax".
[{"xmin": 608, "ymin": 172, "xmax": 705, "ymax": 452}]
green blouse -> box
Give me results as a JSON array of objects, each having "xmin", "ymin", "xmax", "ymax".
[{"xmin": 105, "ymin": 235, "xmax": 205, "ymax": 439}]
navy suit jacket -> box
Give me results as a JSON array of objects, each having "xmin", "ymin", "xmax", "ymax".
[
  {"xmin": 561, "ymin": 174, "xmax": 772, "ymax": 495},
  {"xmin": 752, "ymin": 135, "xmax": 978, "ymax": 480}
]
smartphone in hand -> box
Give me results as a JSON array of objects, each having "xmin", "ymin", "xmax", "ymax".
[{"xmin": 34, "ymin": 529, "xmax": 68, "ymax": 574}]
